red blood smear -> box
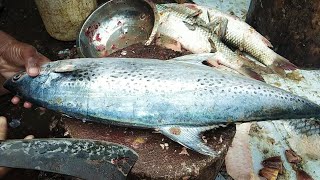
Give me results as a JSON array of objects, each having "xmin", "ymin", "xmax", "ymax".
[
  {"xmin": 95, "ymin": 33, "xmax": 102, "ymax": 42},
  {"xmin": 100, "ymin": 51, "xmax": 109, "ymax": 57},
  {"xmin": 111, "ymin": 44, "xmax": 117, "ymax": 50},
  {"xmin": 186, "ymin": 4, "xmax": 198, "ymax": 10},
  {"xmin": 84, "ymin": 22, "xmax": 101, "ymax": 43},
  {"xmin": 96, "ymin": 45, "xmax": 105, "ymax": 51}
]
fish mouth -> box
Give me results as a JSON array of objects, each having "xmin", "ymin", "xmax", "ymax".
[
  {"xmin": 2, "ymin": 71, "xmax": 26, "ymax": 94},
  {"xmin": 3, "ymin": 78, "xmax": 16, "ymax": 94}
]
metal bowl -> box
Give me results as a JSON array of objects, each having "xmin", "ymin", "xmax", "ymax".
[{"xmin": 77, "ymin": 0, "xmax": 158, "ymax": 58}]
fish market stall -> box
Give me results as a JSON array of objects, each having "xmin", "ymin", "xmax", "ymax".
[
  {"xmin": 0, "ymin": 0, "xmax": 236, "ymax": 179},
  {"xmin": 0, "ymin": 0, "xmax": 319, "ymax": 180}
]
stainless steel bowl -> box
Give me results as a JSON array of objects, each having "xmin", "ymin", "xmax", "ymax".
[{"xmin": 77, "ymin": 0, "xmax": 158, "ymax": 58}]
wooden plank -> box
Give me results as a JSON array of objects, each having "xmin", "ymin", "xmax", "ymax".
[{"xmin": 63, "ymin": 119, "xmax": 236, "ymax": 179}]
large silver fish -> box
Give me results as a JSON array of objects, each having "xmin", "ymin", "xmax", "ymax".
[
  {"xmin": 157, "ymin": 3, "xmax": 297, "ymax": 76},
  {"xmin": 3, "ymin": 55, "xmax": 320, "ymax": 157}
]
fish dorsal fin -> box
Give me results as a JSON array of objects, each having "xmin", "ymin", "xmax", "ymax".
[
  {"xmin": 158, "ymin": 125, "xmax": 219, "ymax": 157},
  {"xmin": 52, "ymin": 64, "xmax": 77, "ymax": 73}
]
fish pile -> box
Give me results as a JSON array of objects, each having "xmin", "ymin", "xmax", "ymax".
[
  {"xmin": 155, "ymin": 3, "xmax": 297, "ymax": 80},
  {"xmin": 4, "ymin": 55, "xmax": 320, "ymax": 156}
]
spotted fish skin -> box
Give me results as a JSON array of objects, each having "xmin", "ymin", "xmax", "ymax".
[{"xmin": 4, "ymin": 57, "xmax": 320, "ymax": 156}]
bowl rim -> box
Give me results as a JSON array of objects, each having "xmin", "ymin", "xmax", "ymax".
[{"xmin": 76, "ymin": 0, "xmax": 160, "ymax": 58}]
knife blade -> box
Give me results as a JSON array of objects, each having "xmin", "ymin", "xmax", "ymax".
[{"xmin": 0, "ymin": 138, "xmax": 138, "ymax": 180}]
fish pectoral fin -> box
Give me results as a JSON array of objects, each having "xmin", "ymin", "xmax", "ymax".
[
  {"xmin": 206, "ymin": 12, "xmax": 228, "ymax": 39},
  {"xmin": 183, "ymin": 20, "xmax": 196, "ymax": 31},
  {"xmin": 215, "ymin": 17, "xmax": 228, "ymax": 39},
  {"xmin": 206, "ymin": 53, "xmax": 265, "ymax": 81},
  {"xmin": 208, "ymin": 37, "xmax": 217, "ymax": 53},
  {"xmin": 158, "ymin": 125, "xmax": 219, "ymax": 157},
  {"xmin": 186, "ymin": 9, "xmax": 203, "ymax": 18}
]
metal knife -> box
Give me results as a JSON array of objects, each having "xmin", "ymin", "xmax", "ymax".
[{"xmin": 0, "ymin": 138, "xmax": 138, "ymax": 180}]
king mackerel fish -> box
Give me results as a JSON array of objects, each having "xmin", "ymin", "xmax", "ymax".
[{"xmin": 4, "ymin": 56, "xmax": 320, "ymax": 157}]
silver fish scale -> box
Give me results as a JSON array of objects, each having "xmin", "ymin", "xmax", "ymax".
[
  {"xmin": 221, "ymin": 19, "xmax": 276, "ymax": 66},
  {"xmin": 157, "ymin": 4, "xmax": 244, "ymax": 69},
  {"xmin": 201, "ymin": 6, "xmax": 279, "ymax": 66},
  {"xmin": 160, "ymin": 4, "xmax": 279, "ymax": 66},
  {"xmin": 157, "ymin": 4, "xmax": 212, "ymax": 52},
  {"xmin": 7, "ymin": 58, "xmax": 320, "ymax": 128}
]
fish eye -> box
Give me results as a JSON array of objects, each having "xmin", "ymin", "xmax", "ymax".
[{"xmin": 12, "ymin": 73, "xmax": 22, "ymax": 81}]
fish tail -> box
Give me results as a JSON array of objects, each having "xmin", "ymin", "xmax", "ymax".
[
  {"xmin": 207, "ymin": 52, "xmax": 265, "ymax": 81},
  {"xmin": 238, "ymin": 65, "xmax": 265, "ymax": 82},
  {"xmin": 268, "ymin": 56, "xmax": 298, "ymax": 77},
  {"xmin": 261, "ymin": 36, "xmax": 273, "ymax": 48},
  {"xmin": 239, "ymin": 53, "xmax": 275, "ymax": 74},
  {"xmin": 289, "ymin": 119, "xmax": 320, "ymax": 136}
]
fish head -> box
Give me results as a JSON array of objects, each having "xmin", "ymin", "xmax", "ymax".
[
  {"xmin": 3, "ymin": 71, "xmax": 30, "ymax": 94},
  {"xmin": 3, "ymin": 66, "xmax": 51, "ymax": 97}
]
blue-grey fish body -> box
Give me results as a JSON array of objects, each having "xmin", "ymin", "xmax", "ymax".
[{"xmin": 4, "ymin": 55, "xmax": 320, "ymax": 156}]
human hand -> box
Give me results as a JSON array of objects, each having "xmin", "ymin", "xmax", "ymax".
[
  {"xmin": 0, "ymin": 116, "xmax": 34, "ymax": 178},
  {"xmin": 0, "ymin": 31, "xmax": 50, "ymax": 108},
  {"xmin": 0, "ymin": 117, "xmax": 9, "ymax": 179}
]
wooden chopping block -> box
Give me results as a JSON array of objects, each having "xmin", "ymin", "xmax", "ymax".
[
  {"xmin": 0, "ymin": 95, "xmax": 235, "ymax": 179},
  {"xmin": 62, "ymin": 118, "xmax": 236, "ymax": 179}
]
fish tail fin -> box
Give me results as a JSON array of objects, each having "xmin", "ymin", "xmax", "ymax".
[
  {"xmin": 238, "ymin": 65, "xmax": 265, "ymax": 82},
  {"xmin": 159, "ymin": 125, "xmax": 219, "ymax": 157},
  {"xmin": 261, "ymin": 36, "xmax": 273, "ymax": 48},
  {"xmin": 206, "ymin": 52, "xmax": 265, "ymax": 81},
  {"xmin": 268, "ymin": 56, "xmax": 298, "ymax": 77}
]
